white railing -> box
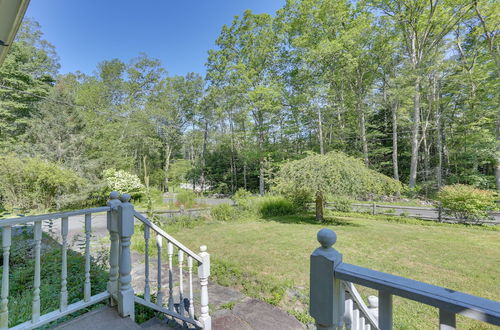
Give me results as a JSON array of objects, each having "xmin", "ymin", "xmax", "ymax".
[
  {"xmin": 309, "ymin": 229, "xmax": 500, "ymax": 330},
  {"xmin": 0, "ymin": 192, "xmax": 211, "ymax": 329},
  {"xmin": 0, "ymin": 206, "xmax": 111, "ymax": 330}
]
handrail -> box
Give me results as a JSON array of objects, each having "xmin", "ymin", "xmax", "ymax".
[
  {"xmin": 336, "ymin": 263, "xmax": 500, "ymax": 326},
  {"xmin": 133, "ymin": 211, "xmax": 202, "ymax": 263},
  {"xmin": 344, "ymin": 281, "xmax": 379, "ymax": 329},
  {"xmin": 0, "ymin": 206, "xmax": 110, "ymax": 227}
]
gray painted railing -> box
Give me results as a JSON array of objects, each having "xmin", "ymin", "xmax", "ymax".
[
  {"xmin": 310, "ymin": 228, "xmax": 500, "ymax": 330},
  {"xmin": 0, "ymin": 192, "xmax": 211, "ymax": 329},
  {"xmin": 0, "ymin": 206, "xmax": 111, "ymax": 330}
]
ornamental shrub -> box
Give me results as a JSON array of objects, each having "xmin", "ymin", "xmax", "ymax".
[
  {"xmin": 0, "ymin": 155, "xmax": 86, "ymax": 210},
  {"xmin": 327, "ymin": 195, "xmax": 353, "ymax": 212},
  {"xmin": 437, "ymin": 184, "xmax": 496, "ymax": 222},
  {"xmin": 254, "ymin": 196, "xmax": 296, "ymax": 218},
  {"xmin": 103, "ymin": 168, "xmax": 144, "ymax": 199},
  {"xmin": 176, "ymin": 190, "xmax": 196, "ymax": 208},
  {"xmin": 211, "ymin": 203, "xmax": 236, "ymax": 222}
]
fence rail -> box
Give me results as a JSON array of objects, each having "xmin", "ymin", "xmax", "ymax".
[{"xmin": 310, "ymin": 228, "xmax": 500, "ymax": 330}]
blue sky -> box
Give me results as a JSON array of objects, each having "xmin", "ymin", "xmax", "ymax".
[{"xmin": 25, "ymin": 0, "xmax": 284, "ymax": 77}]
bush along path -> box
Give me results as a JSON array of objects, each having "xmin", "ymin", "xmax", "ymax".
[{"xmin": 39, "ymin": 212, "xmax": 304, "ymax": 329}]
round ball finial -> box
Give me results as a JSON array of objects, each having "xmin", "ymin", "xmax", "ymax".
[
  {"xmin": 109, "ymin": 191, "xmax": 119, "ymax": 200},
  {"xmin": 120, "ymin": 193, "xmax": 131, "ymax": 203},
  {"xmin": 200, "ymin": 245, "xmax": 207, "ymax": 252},
  {"xmin": 317, "ymin": 228, "xmax": 336, "ymax": 249}
]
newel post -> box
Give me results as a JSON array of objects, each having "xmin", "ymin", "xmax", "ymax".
[
  {"xmin": 117, "ymin": 193, "xmax": 135, "ymax": 320},
  {"xmin": 198, "ymin": 245, "xmax": 211, "ymax": 330},
  {"xmin": 107, "ymin": 191, "xmax": 121, "ymax": 305},
  {"xmin": 310, "ymin": 228, "xmax": 344, "ymax": 330}
]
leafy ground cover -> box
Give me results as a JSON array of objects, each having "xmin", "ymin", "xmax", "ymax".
[{"xmin": 150, "ymin": 212, "xmax": 499, "ymax": 329}]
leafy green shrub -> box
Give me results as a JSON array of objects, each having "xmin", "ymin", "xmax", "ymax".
[
  {"xmin": 283, "ymin": 188, "xmax": 312, "ymax": 210},
  {"xmin": 0, "ymin": 155, "xmax": 86, "ymax": 210},
  {"xmin": 327, "ymin": 195, "xmax": 352, "ymax": 212},
  {"xmin": 103, "ymin": 168, "xmax": 144, "ymax": 199},
  {"xmin": 211, "ymin": 203, "xmax": 237, "ymax": 221},
  {"xmin": 437, "ymin": 184, "xmax": 496, "ymax": 221},
  {"xmin": 176, "ymin": 190, "xmax": 196, "ymax": 208},
  {"xmin": 255, "ymin": 196, "xmax": 296, "ymax": 217},
  {"xmin": 232, "ymin": 188, "xmax": 252, "ymax": 209}
]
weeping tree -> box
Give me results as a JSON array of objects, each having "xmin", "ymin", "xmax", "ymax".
[{"xmin": 273, "ymin": 151, "xmax": 402, "ymax": 221}]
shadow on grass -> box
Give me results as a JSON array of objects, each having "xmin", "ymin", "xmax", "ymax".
[{"xmin": 263, "ymin": 213, "xmax": 361, "ymax": 227}]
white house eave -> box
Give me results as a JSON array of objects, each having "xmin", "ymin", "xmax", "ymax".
[{"xmin": 0, "ymin": 0, "xmax": 31, "ymax": 66}]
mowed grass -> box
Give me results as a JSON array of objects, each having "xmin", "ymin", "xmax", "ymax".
[{"xmin": 164, "ymin": 213, "xmax": 500, "ymax": 329}]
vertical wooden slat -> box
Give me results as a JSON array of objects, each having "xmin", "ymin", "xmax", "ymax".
[
  {"xmin": 32, "ymin": 221, "xmax": 42, "ymax": 323},
  {"xmin": 378, "ymin": 291, "xmax": 392, "ymax": 330},
  {"xmin": 198, "ymin": 245, "xmax": 211, "ymax": 330},
  {"xmin": 178, "ymin": 250, "xmax": 185, "ymax": 315},
  {"xmin": 353, "ymin": 308, "xmax": 360, "ymax": 330},
  {"xmin": 439, "ymin": 309, "xmax": 456, "ymax": 330},
  {"xmin": 167, "ymin": 241, "xmax": 174, "ymax": 311},
  {"xmin": 156, "ymin": 235, "xmax": 163, "ymax": 306},
  {"xmin": 344, "ymin": 298, "xmax": 353, "ymax": 329},
  {"xmin": 188, "ymin": 256, "xmax": 195, "ymax": 319},
  {"xmin": 60, "ymin": 217, "xmax": 68, "ymax": 311},
  {"xmin": 84, "ymin": 214, "xmax": 91, "ymax": 302},
  {"xmin": 0, "ymin": 226, "xmax": 11, "ymax": 330},
  {"xmin": 360, "ymin": 316, "xmax": 366, "ymax": 330},
  {"xmin": 144, "ymin": 226, "xmax": 150, "ymax": 302}
]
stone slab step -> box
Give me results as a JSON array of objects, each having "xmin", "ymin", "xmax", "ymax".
[
  {"xmin": 213, "ymin": 297, "xmax": 303, "ymax": 330},
  {"xmin": 51, "ymin": 306, "xmax": 140, "ymax": 330}
]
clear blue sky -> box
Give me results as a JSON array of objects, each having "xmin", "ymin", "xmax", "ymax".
[{"xmin": 25, "ymin": 0, "xmax": 284, "ymax": 77}]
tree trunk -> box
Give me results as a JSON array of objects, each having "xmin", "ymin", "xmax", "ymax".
[
  {"xmin": 358, "ymin": 103, "xmax": 369, "ymax": 166},
  {"xmin": 317, "ymin": 106, "xmax": 325, "ymax": 155},
  {"xmin": 409, "ymin": 76, "xmax": 421, "ymax": 188},
  {"xmin": 259, "ymin": 161, "xmax": 265, "ymax": 196},
  {"xmin": 392, "ymin": 102, "xmax": 400, "ymax": 182},
  {"xmin": 315, "ymin": 190, "xmax": 324, "ymax": 222},
  {"xmin": 163, "ymin": 144, "xmax": 172, "ymax": 192}
]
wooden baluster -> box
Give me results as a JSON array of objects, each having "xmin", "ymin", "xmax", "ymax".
[
  {"xmin": 156, "ymin": 234, "xmax": 163, "ymax": 306},
  {"xmin": 84, "ymin": 214, "xmax": 91, "ymax": 302},
  {"xmin": 144, "ymin": 226, "xmax": 150, "ymax": 302},
  {"xmin": 439, "ymin": 309, "xmax": 456, "ymax": 330},
  {"xmin": 360, "ymin": 316, "xmax": 366, "ymax": 330},
  {"xmin": 107, "ymin": 192, "xmax": 121, "ymax": 305},
  {"xmin": 188, "ymin": 256, "xmax": 195, "ymax": 319},
  {"xmin": 353, "ymin": 307, "xmax": 360, "ymax": 330},
  {"xmin": 367, "ymin": 295, "xmax": 379, "ymax": 324},
  {"xmin": 60, "ymin": 217, "xmax": 69, "ymax": 311},
  {"xmin": 0, "ymin": 226, "xmax": 11, "ymax": 330},
  {"xmin": 344, "ymin": 297, "xmax": 353, "ymax": 329},
  {"xmin": 365, "ymin": 324, "xmax": 371, "ymax": 330},
  {"xmin": 117, "ymin": 194, "xmax": 135, "ymax": 320},
  {"xmin": 198, "ymin": 245, "xmax": 211, "ymax": 330},
  {"xmin": 178, "ymin": 250, "xmax": 185, "ymax": 315},
  {"xmin": 167, "ymin": 242, "xmax": 174, "ymax": 311},
  {"xmin": 32, "ymin": 221, "xmax": 42, "ymax": 323},
  {"xmin": 378, "ymin": 291, "xmax": 392, "ymax": 330}
]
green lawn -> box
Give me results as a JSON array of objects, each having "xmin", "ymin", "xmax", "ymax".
[{"xmin": 158, "ymin": 213, "xmax": 500, "ymax": 329}]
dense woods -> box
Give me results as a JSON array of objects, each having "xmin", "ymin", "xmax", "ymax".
[{"xmin": 0, "ymin": 0, "xmax": 498, "ymax": 210}]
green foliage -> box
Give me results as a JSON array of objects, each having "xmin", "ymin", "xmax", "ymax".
[
  {"xmin": 211, "ymin": 203, "xmax": 236, "ymax": 222},
  {"xmin": 167, "ymin": 159, "xmax": 193, "ymax": 190},
  {"xmin": 437, "ymin": 184, "xmax": 497, "ymax": 221},
  {"xmin": 176, "ymin": 190, "xmax": 196, "ymax": 208},
  {"xmin": 283, "ymin": 188, "xmax": 312, "ymax": 210},
  {"xmin": 255, "ymin": 196, "xmax": 296, "ymax": 218},
  {"xmin": 0, "ymin": 155, "xmax": 86, "ymax": 210},
  {"xmin": 327, "ymin": 195, "xmax": 353, "ymax": 212},
  {"xmin": 103, "ymin": 168, "xmax": 144, "ymax": 199},
  {"xmin": 274, "ymin": 152, "xmax": 402, "ymax": 199},
  {"xmin": 232, "ymin": 188, "xmax": 252, "ymax": 207}
]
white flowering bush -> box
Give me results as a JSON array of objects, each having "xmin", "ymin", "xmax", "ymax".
[{"xmin": 103, "ymin": 169, "xmax": 145, "ymax": 199}]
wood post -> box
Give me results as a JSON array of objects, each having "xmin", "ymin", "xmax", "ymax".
[
  {"xmin": 372, "ymin": 202, "xmax": 376, "ymax": 215},
  {"xmin": 107, "ymin": 192, "xmax": 121, "ymax": 305},
  {"xmin": 378, "ymin": 291, "xmax": 392, "ymax": 330},
  {"xmin": 310, "ymin": 229, "xmax": 344, "ymax": 330},
  {"xmin": 117, "ymin": 193, "xmax": 135, "ymax": 320},
  {"xmin": 198, "ymin": 245, "xmax": 211, "ymax": 330},
  {"xmin": 0, "ymin": 226, "xmax": 11, "ymax": 330}
]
